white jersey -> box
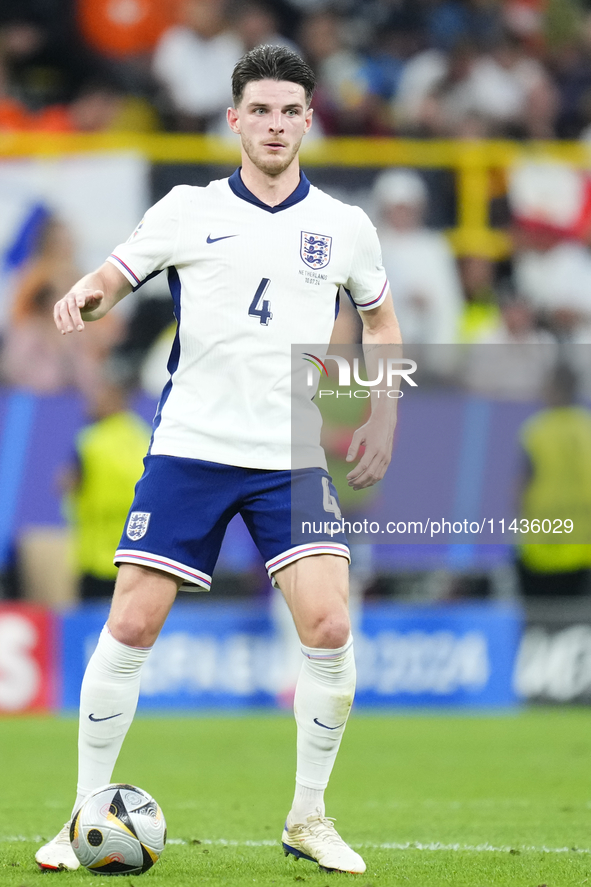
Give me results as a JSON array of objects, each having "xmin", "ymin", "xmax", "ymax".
[{"xmin": 108, "ymin": 171, "xmax": 388, "ymax": 470}]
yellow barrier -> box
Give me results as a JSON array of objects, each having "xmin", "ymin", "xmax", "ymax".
[{"xmin": 2, "ymin": 133, "xmax": 591, "ymax": 258}]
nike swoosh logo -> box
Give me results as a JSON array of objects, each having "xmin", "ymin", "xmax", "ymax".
[
  {"xmin": 314, "ymin": 717, "xmax": 346, "ymax": 730},
  {"xmin": 89, "ymin": 713, "xmax": 123, "ymax": 722},
  {"xmin": 206, "ymin": 234, "xmax": 237, "ymax": 244}
]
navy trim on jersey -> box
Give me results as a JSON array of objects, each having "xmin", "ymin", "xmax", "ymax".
[
  {"xmin": 228, "ymin": 168, "xmax": 310, "ymax": 213},
  {"xmin": 131, "ymin": 268, "xmax": 163, "ymax": 293},
  {"xmin": 149, "ymin": 267, "xmax": 182, "ymax": 452}
]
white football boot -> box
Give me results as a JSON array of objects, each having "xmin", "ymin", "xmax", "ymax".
[
  {"xmin": 35, "ymin": 822, "xmax": 80, "ymax": 871},
  {"xmin": 282, "ymin": 808, "xmax": 366, "ymax": 873}
]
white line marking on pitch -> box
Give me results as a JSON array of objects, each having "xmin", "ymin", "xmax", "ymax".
[{"xmin": 3, "ymin": 836, "xmax": 589, "ymax": 854}]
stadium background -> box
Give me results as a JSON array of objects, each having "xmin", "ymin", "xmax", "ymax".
[{"xmin": 3, "ymin": 0, "xmax": 591, "ymax": 717}]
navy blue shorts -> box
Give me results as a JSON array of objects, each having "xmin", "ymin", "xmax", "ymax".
[{"xmin": 115, "ymin": 455, "xmax": 350, "ymax": 591}]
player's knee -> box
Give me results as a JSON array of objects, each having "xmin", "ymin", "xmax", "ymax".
[
  {"xmin": 107, "ymin": 613, "xmax": 156, "ymax": 649},
  {"xmin": 307, "ymin": 611, "xmax": 351, "ymax": 650},
  {"xmin": 108, "ymin": 564, "xmax": 177, "ymax": 647},
  {"xmin": 108, "ymin": 593, "xmax": 160, "ymax": 647}
]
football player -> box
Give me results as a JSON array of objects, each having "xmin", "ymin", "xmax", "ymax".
[{"xmin": 36, "ymin": 44, "xmax": 401, "ymax": 875}]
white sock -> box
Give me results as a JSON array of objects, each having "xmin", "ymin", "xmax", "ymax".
[
  {"xmin": 290, "ymin": 636, "xmax": 356, "ymax": 823},
  {"xmin": 72, "ymin": 625, "xmax": 152, "ymax": 816}
]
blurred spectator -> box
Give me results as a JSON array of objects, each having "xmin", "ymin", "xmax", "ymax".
[
  {"xmin": 0, "ymin": 77, "xmax": 159, "ymax": 132},
  {"xmin": 358, "ymin": 9, "xmax": 424, "ymax": 111},
  {"xmin": 465, "ymin": 34, "xmax": 557, "ymax": 138},
  {"xmin": 392, "ymin": 44, "xmax": 448, "ymax": 134},
  {"xmin": 1, "ymin": 216, "xmax": 122, "ymax": 394},
  {"xmin": 503, "ymin": 0, "xmax": 545, "ymax": 50},
  {"xmin": 513, "ymin": 238, "xmax": 591, "ymax": 341},
  {"xmin": 463, "ymin": 290, "xmax": 557, "ymax": 400},
  {"xmin": 393, "ymin": 40, "xmax": 494, "ymax": 137},
  {"xmin": 233, "ymin": 0, "xmax": 298, "ymax": 53},
  {"xmin": 551, "ymin": 13, "xmax": 591, "ymax": 138},
  {"xmin": 372, "ymin": 168, "xmax": 463, "ymax": 343},
  {"xmin": 457, "ymin": 254, "xmax": 502, "ymax": 342},
  {"xmin": 393, "ymin": 32, "xmax": 556, "ymax": 138},
  {"xmin": 10, "ymin": 218, "xmax": 78, "ymax": 324},
  {"xmin": 0, "ymin": 0, "xmax": 584, "ymax": 141},
  {"xmin": 0, "ymin": 8, "xmax": 104, "ymax": 109},
  {"xmin": 544, "ymin": 0, "xmax": 584, "ymax": 54},
  {"xmin": 33, "ymin": 79, "xmax": 125, "ymax": 132},
  {"xmin": 1, "ymin": 279, "xmax": 89, "ymax": 392},
  {"xmin": 0, "ymin": 77, "xmax": 130, "ymax": 133},
  {"xmin": 77, "ymin": 0, "xmax": 177, "ymax": 59},
  {"xmin": 517, "ymin": 362, "xmax": 591, "ymax": 596},
  {"xmin": 476, "ymin": 290, "xmax": 554, "ymax": 346},
  {"xmin": 299, "ymin": 9, "xmax": 389, "ymax": 135},
  {"xmin": 424, "ymin": 0, "xmax": 502, "ymax": 53},
  {"xmin": 152, "ymin": 0, "xmax": 242, "ymax": 132},
  {"xmin": 509, "ymin": 161, "xmax": 591, "ymax": 340},
  {"xmin": 0, "ymin": 201, "xmax": 51, "ymax": 334},
  {"xmin": 0, "ymin": 0, "xmax": 588, "ymax": 141},
  {"xmin": 61, "ymin": 371, "xmax": 151, "ymax": 600},
  {"xmin": 0, "ymin": 44, "xmax": 30, "ymax": 130}
]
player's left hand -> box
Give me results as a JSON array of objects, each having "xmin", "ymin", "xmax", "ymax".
[{"xmin": 345, "ymin": 418, "xmax": 394, "ymax": 490}]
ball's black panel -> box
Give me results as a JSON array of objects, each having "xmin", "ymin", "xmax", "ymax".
[
  {"xmin": 140, "ymin": 843, "xmax": 156, "ymax": 873},
  {"xmin": 87, "ymin": 829, "xmax": 103, "ymax": 847},
  {"xmin": 89, "ymin": 860, "xmax": 140, "ymax": 875},
  {"xmin": 69, "ymin": 810, "xmax": 81, "ymax": 843},
  {"xmin": 109, "ymin": 789, "xmax": 138, "ymax": 838}
]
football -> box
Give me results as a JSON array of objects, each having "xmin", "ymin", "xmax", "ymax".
[{"xmin": 70, "ymin": 783, "xmax": 166, "ymax": 875}]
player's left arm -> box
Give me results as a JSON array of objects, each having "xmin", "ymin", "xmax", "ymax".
[{"xmin": 345, "ymin": 292, "xmax": 402, "ymax": 490}]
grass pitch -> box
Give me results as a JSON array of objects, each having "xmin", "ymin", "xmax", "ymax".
[{"xmin": 1, "ymin": 709, "xmax": 591, "ymax": 886}]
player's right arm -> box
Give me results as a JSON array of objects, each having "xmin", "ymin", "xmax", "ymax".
[
  {"xmin": 56, "ymin": 186, "xmax": 181, "ymax": 335},
  {"xmin": 54, "ymin": 262, "xmax": 132, "ymax": 334}
]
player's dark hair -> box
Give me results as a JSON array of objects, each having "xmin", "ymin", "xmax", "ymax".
[{"xmin": 232, "ymin": 44, "xmax": 316, "ymax": 107}]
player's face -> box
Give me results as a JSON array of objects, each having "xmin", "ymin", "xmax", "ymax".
[{"xmin": 227, "ymin": 79, "xmax": 313, "ymax": 177}]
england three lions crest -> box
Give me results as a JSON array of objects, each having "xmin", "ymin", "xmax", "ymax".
[
  {"xmin": 127, "ymin": 511, "xmax": 151, "ymax": 541},
  {"xmin": 301, "ymin": 231, "xmax": 332, "ymax": 270}
]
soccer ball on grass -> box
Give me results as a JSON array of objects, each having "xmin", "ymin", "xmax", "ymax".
[{"xmin": 70, "ymin": 783, "xmax": 166, "ymax": 875}]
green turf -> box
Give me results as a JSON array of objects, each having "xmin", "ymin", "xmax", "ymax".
[{"xmin": 2, "ymin": 709, "xmax": 591, "ymax": 885}]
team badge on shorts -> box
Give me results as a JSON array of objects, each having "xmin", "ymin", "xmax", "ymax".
[
  {"xmin": 127, "ymin": 511, "xmax": 151, "ymax": 541},
  {"xmin": 300, "ymin": 232, "xmax": 332, "ymax": 270}
]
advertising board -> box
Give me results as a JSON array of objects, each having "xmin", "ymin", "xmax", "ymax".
[
  {"xmin": 0, "ymin": 603, "xmax": 56, "ymax": 712},
  {"xmin": 59, "ymin": 601, "xmax": 522, "ymax": 710}
]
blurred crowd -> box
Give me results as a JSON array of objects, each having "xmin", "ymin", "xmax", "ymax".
[
  {"xmin": 4, "ymin": 0, "xmax": 591, "ymax": 605},
  {"xmin": 3, "ymin": 155, "xmax": 591, "ymax": 607},
  {"xmin": 1, "ymin": 0, "xmax": 591, "ymax": 139},
  {"xmin": 3, "ymin": 0, "xmax": 591, "ymax": 386},
  {"xmin": 4, "ymin": 159, "xmax": 591, "ymax": 398}
]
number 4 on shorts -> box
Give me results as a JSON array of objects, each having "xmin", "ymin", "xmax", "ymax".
[
  {"xmin": 249, "ymin": 278, "xmax": 273, "ymax": 325},
  {"xmin": 322, "ymin": 476, "xmax": 342, "ymax": 520}
]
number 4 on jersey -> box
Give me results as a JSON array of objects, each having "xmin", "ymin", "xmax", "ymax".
[{"xmin": 249, "ymin": 278, "xmax": 273, "ymax": 326}]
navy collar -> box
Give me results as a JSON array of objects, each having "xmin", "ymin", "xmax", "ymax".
[{"xmin": 228, "ymin": 168, "xmax": 310, "ymax": 213}]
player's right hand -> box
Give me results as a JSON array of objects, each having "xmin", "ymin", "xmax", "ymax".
[{"xmin": 54, "ymin": 288, "xmax": 104, "ymax": 334}]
